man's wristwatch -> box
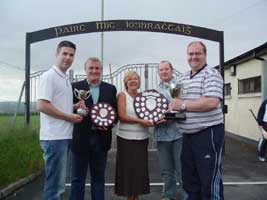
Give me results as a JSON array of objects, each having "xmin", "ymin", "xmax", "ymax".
[{"xmin": 181, "ymin": 102, "xmax": 186, "ymax": 112}]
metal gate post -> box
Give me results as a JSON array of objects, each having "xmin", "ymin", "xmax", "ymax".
[{"xmin": 144, "ymin": 64, "xmax": 148, "ymax": 91}]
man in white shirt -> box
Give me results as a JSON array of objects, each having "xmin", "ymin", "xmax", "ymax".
[{"xmin": 37, "ymin": 40, "xmax": 83, "ymax": 200}]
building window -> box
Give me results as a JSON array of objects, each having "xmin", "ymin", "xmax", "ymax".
[
  {"xmin": 230, "ymin": 65, "xmax": 236, "ymax": 76},
  {"xmin": 238, "ymin": 76, "xmax": 261, "ymax": 94},
  {"xmin": 224, "ymin": 83, "xmax": 231, "ymax": 96}
]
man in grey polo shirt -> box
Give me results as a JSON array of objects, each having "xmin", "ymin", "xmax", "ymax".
[
  {"xmin": 170, "ymin": 41, "xmax": 224, "ymax": 200},
  {"xmin": 37, "ymin": 40, "xmax": 83, "ymax": 200}
]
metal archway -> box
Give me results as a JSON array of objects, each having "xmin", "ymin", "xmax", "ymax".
[{"xmin": 25, "ymin": 19, "xmax": 224, "ymax": 125}]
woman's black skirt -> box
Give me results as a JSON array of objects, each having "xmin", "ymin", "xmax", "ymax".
[{"xmin": 115, "ymin": 136, "xmax": 150, "ymax": 196}]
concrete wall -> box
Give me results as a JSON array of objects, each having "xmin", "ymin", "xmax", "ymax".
[{"xmin": 224, "ymin": 56, "xmax": 267, "ymax": 141}]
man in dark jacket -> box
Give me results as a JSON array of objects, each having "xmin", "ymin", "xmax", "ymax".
[{"xmin": 69, "ymin": 57, "xmax": 117, "ymax": 200}]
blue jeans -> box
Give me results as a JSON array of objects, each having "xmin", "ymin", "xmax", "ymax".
[
  {"xmin": 70, "ymin": 138, "xmax": 107, "ymax": 200},
  {"xmin": 157, "ymin": 138, "xmax": 183, "ymax": 200},
  {"xmin": 40, "ymin": 139, "xmax": 71, "ymax": 200}
]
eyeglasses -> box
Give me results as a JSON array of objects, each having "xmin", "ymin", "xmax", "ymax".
[{"xmin": 187, "ymin": 52, "xmax": 204, "ymax": 57}]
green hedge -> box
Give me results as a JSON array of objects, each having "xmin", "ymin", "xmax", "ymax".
[{"xmin": 0, "ymin": 115, "xmax": 44, "ymax": 188}]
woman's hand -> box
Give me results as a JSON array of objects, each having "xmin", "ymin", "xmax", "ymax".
[{"xmin": 140, "ymin": 119, "xmax": 154, "ymax": 127}]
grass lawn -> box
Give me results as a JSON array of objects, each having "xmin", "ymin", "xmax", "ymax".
[{"xmin": 0, "ymin": 114, "xmax": 44, "ymax": 188}]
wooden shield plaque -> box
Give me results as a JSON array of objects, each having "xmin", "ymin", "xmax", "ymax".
[
  {"xmin": 91, "ymin": 102, "xmax": 116, "ymax": 127},
  {"xmin": 134, "ymin": 89, "xmax": 168, "ymax": 122}
]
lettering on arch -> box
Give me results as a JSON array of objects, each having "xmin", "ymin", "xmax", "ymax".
[{"xmin": 27, "ymin": 20, "xmax": 223, "ymax": 43}]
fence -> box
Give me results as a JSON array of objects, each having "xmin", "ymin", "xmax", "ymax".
[{"xmin": 10, "ymin": 63, "xmax": 182, "ymax": 127}]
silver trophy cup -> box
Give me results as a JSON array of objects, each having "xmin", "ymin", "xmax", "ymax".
[
  {"xmin": 164, "ymin": 83, "xmax": 186, "ymax": 120},
  {"xmin": 74, "ymin": 89, "xmax": 91, "ymax": 116},
  {"xmin": 169, "ymin": 83, "xmax": 182, "ymax": 99}
]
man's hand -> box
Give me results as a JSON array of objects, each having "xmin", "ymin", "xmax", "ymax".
[
  {"xmin": 262, "ymin": 129, "xmax": 267, "ymax": 140},
  {"xmin": 98, "ymin": 126, "xmax": 108, "ymax": 131},
  {"xmin": 155, "ymin": 118, "xmax": 167, "ymax": 125},
  {"xmin": 38, "ymin": 99, "xmax": 83, "ymax": 122},
  {"xmin": 73, "ymin": 102, "xmax": 81, "ymax": 110},
  {"xmin": 74, "ymin": 100, "xmax": 89, "ymax": 116},
  {"xmin": 169, "ymin": 99, "xmax": 183, "ymax": 111},
  {"xmin": 259, "ymin": 126, "xmax": 267, "ymax": 139},
  {"xmin": 68, "ymin": 114, "xmax": 83, "ymax": 123}
]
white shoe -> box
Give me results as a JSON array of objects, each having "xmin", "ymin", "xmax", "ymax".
[{"xmin": 259, "ymin": 156, "xmax": 265, "ymax": 162}]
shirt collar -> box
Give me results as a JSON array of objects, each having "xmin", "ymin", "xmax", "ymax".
[
  {"xmin": 53, "ymin": 65, "xmax": 68, "ymax": 79},
  {"xmin": 190, "ymin": 64, "xmax": 207, "ymax": 79},
  {"xmin": 86, "ymin": 79, "xmax": 101, "ymax": 87},
  {"xmin": 159, "ymin": 77, "xmax": 177, "ymax": 88}
]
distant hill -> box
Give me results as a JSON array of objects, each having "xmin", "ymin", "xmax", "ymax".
[{"xmin": 0, "ymin": 101, "xmax": 37, "ymax": 114}]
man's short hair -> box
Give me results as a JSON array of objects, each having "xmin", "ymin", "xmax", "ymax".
[
  {"xmin": 187, "ymin": 41, "xmax": 207, "ymax": 54},
  {"xmin": 57, "ymin": 40, "xmax": 76, "ymax": 53},
  {"xmin": 159, "ymin": 60, "xmax": 173, "ymax": 70},
  {"xmin": 84, "ymin": 57, "xmax": 103, "ymax": 69}
]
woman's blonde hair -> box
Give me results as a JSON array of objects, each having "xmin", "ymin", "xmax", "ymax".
[{"xmin": 123, "ymin": 71, "xmax": 140, "ymax": 90}]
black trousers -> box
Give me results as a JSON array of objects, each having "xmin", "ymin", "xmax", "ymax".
[
  {"xmin": 258, "ymin": 135, "xmax": 267, "ymax": 157},
  {"xmin": 258, "ymin": 122, "xmax": 267, "ymax": 158},
  {"xmin": 181, "ymin": 124, "xmax": 224, "ymax": 200}
]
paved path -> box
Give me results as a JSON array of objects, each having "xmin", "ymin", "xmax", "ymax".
[{"xmin": 4, "ymin": 135, "xmax": 267, "ymax": 200}]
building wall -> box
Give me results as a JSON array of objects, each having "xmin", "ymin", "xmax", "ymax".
[{"xmin": 224, "ymin": 57, "xmax": 266, "ymax": 141}]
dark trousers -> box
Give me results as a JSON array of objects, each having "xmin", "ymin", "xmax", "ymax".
[
  {"xmin": 70, "ymin": 134, "xmax": 107, "ymax": 200},
  {"xmin": 259, "ymin": 122, "xmax": 267, "ymax": 157},
  {"xmin": 181, "ymin": 124, "xmax": 224, "ymax": 200},
  {"xmin": 258, "ymin": 135, "xmax": 267, "ymax": 158}
]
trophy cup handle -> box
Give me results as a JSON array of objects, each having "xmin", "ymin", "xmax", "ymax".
[
  {"xmin": 74, "ymin": 88, "xmax": 80, "ymax": 100},
  {"xmin": 83, "ymin": 91, "xmax": 91, "ymax": 100},
  {"xmin": 169, "ymin": 83, "xmax": 182, "ymax": 99}
]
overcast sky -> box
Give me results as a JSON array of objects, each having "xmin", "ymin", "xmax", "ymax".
[{"xmin": 0, "ymin": 0, "xmax": 267, "ymax": 101}]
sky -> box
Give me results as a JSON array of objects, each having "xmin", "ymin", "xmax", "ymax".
[{"xmin": 0, "ymin": 0, "xmax": 267, "ymax": 101}]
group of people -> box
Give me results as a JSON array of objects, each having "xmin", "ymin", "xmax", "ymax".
[{"xmin": 37, "ymin": 40, "xmax": 225, "ymax": 200}]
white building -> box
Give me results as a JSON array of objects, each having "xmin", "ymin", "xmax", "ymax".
[{"xmin": 223, "ymin": 42, "xmax": 267, "ymax": 142}]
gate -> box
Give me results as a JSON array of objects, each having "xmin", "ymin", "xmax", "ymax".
[
  {"xmin": 74, "ymin": 63, "xmax": 182, "ymax": 92},
  {"xmin": 27, "ymin": 63, "xmax": 182, "ymax": 106},
  {"xmin": 24, "ymin": 19, "xmax": 224, "ymax": 124}
]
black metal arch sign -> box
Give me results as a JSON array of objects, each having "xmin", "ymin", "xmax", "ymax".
[
  {"xmin": 27, "ymin": 20, "xmax": 223, "ymax": 43},
  {"xmin": 25, "ymin": 19, "xmax": 224, "ymax": 124}
]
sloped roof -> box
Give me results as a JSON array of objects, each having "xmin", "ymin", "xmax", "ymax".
[{"xmin": 219, "ymin": 42, "xmax": 267, "ymax": 69}]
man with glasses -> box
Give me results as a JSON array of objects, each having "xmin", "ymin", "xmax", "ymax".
[{"xmin": 170, "ymin": 41, "xmax": 224, "ymax": 199}]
